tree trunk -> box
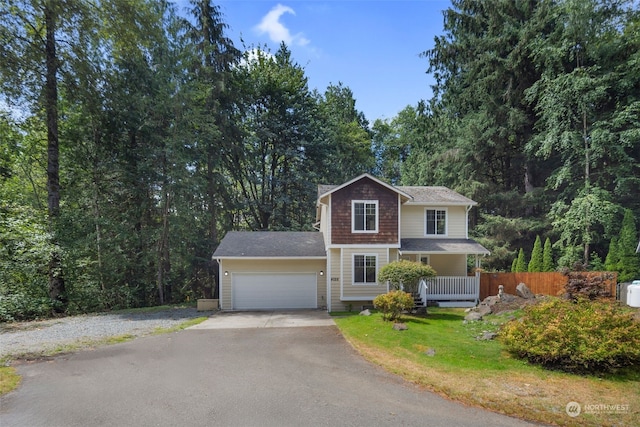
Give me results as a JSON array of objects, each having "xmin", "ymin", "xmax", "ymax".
[
  {"xmin": 156, "ymin": 192, "xmax": 171, "ymax": 305},
  {"xmin": 45, "ymin": 3, "xmax": 66, "ymax": 312}
]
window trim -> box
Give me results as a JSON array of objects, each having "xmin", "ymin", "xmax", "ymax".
[
  {"xmin": 424, "ymin": 207, "xmax": 448, "ymax": 236},
  {"xmin": 351, "ymin": 200, "xmax": 379, "ymax": 233},
  {"xmin": 352, "ymin": 253, "xmax": 378, "ymax": 285}
]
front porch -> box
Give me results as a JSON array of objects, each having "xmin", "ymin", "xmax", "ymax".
[{"xmin": 416, "ymin": 275, "xmax": 480, "ymax": 308}]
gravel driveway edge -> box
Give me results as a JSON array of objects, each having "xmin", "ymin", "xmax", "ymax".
[{"xmin": 0, "ymin": 307, "xmax": 208, "ymax": 360}]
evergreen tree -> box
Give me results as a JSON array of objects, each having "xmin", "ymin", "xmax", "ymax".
[
  {"xmin": 515, "ymin": 248, "xmax": 528, "ymax": 272},
  {"xmin": 617, "ymin": 209, "xmax": 640, "ymax": 282},
  {"xmin": 511, "ymin": 257, "xmax": 517, "ymax": 272},
  {"xmin": 543, "ymin": 237, "xmax": 554, "ymax": 272},
  {"xmin": 604, "ymin": 237, "xmax": 619, "ymax": 272},
  {"xmin": 528, "ymin": 235, "xmax": 543, "ymax": 272}
]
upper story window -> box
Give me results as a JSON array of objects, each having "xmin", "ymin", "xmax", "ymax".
[
  {"xmin": 352, "ymin": 200, "xmax": 378, "ymax": 233},
  {"xmin": 425, "ymin": 208, "xmax": 447, "ymax": 236}
]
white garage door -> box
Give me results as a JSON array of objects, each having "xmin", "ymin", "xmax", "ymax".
[{"xmin": 232, "ymin": 273, "xmax": 317, "ymax": 310}]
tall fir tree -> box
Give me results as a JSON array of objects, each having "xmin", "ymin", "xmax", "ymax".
[
  {"xmin": 528, "ymin": 235, "xmax": 543, "ymax": 272},
  {"xmin": 604, "ymin": 236, "xmax": 620, "ymax": 272},
  {"xmin": 617, "ymin": 209, "xmax": 640, "ymax": 282},
  {"xmin": 515, "ymin": 248, "xmax": 528, "ymax": 272}
]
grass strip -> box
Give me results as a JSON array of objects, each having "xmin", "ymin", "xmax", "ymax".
[{"xmin": 334, "ymin": 308, "xmax": 639, "ymax": 427}]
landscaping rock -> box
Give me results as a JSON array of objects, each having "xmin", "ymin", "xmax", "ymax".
[
  {"xmin": 359, "ymin": 309, "xmax": 371, "ymax": 316},
  {"xmin": 499, "ymin": 293, "xmax": 517, "ymax": 303},
  {"xmin": 475, "ymin": 300, "xmax": 495, "ymax": 316},
  {"xmin": 476, "ymin": 331, "xmax": 498, "ymax": 341},
  {"xmin": 464, "ymin": 288, "xmax": 540, "ymax": 322},
  {"xmin": 464, "ymin": 312, "xmax": 484, "ymax": 322},
  {"xmin": 516, "ymin": 282, "xmax": 535, "ymax": 299},
  {"xmin": 393, "ymin": 323, "xmax": 408, "ymax": 331},
  {"xmin": 424, "ymin": 348, "xmax": 436, "ymax": 357}
]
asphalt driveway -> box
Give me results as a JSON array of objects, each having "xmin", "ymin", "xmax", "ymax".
[{"xmin": 1, "ymin": 313, "xmax": 537, "ymax": 427}]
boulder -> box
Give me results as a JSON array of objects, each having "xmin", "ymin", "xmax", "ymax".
[
  {"xmin": 500, "ymin": 293, "xmax": 517, "ymax": 303},
  {"xmin": 476, "ymin": 331, "xmax": 498, "ymax": 341},
  {"xmin": 359, "ymin": 309, "xmax": 371, "ymax": 316},
  {"xmin": 464, "ymin": 312, "xmax": 484, "ymax": 322},
  {"xmin": 424, "ymin": 348, "xmax": 436, "ymax": 357},
  {"xmin": 393, "ymin": 323, "xmax": 408, "ymax": 331},
  {"xmin": 475, "ymin": 303, "xmax": 493, "ymax": 317},
  {"xmin": 516, "ymin": 282, "xmax": 535, "ymax": 299}
]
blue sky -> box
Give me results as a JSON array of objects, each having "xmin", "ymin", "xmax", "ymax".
[{"xmin": 177, "ymin": 1, "xmax": 451, "ymax": 122}]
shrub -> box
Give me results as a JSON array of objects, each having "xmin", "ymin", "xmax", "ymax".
[
  {"xmin": 373, "ymin": 290, "xmax": 415, "ymax": 322},
  {"xmin": 378, "ymin": 260, "xmax": 436, "ymax": 293},
  {"xmin": 500, "ymin": 298, "xmax": 640, "ymax": 373}
]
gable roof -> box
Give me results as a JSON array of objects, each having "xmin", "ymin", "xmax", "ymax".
[
  {"xmin": 213, "ymin": 231, "xmax": 326, "ymax": 259},
  {"xmin": 398, "ymin": 186, "xmax": 477, "ymax": 206},
  {"xmin": 317, "ymin": 174, "xmax": 476, "ymax": 206},
  {"xmin": 317, "ymin": 173, "xmax": 413, "ymax": 202}
]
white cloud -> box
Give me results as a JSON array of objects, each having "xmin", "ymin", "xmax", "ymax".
[{"xmin": 254, "ymin": 4, "xmax": 310, "ymax": 47}]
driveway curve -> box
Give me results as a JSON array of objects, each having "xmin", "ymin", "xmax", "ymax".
[{"xmin": 1, "ymin": 321, "xmax": 537, "ymax": 427}]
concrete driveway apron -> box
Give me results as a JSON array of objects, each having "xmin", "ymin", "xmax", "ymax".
[
  {"xmin": 1, "ymin": 314, "xmax": 538, "ymax": 427},
  {"xmin": 187, "ymin": 310, "xmax": 336, "ymax": 329}
]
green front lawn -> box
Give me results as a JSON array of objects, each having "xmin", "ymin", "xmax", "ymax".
[{"xmin": 334, "ymin": 308, "xmax": 639, "ymax": 427}]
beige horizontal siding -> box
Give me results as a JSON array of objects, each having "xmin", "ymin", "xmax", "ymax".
[
  {"xmin": 429, "ymin": 254, "xmax": 468, "ymax": 276},
  {"xmin": 400, "ymin": 205, "xmax": 468, "ymax": 238},
  {"xmin": 219, "ymin": 259, "xmax": 326, "ymax": 310},
  {"xmin": 328, "ymin": 247, "xmax": 391, "ymax": 311}
]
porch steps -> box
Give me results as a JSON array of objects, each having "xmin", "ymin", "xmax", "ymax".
[{"xmin": 412, "ymin": 293, "xmax": 426, "ymax": 309}]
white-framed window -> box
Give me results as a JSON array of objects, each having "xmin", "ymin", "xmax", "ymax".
[
  {"xmin": 353, "ymin": 254, "xmax": 377, "ymax": 284},
  {"xmin": 352, "ymin": 200, "xmax": 378, "ymax": 233},
  {"xmin": 425, "ymin": 208, "xmax": 447, "ymax": 236}
]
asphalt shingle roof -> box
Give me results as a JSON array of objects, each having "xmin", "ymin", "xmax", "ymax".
[
  {"xmin": 400, "ymin": 238, "xmax": 490, "ymax": 255},
  {"xmin": 213, "ymin": 231, "xmax": 326, "ymax": 258},
  {"xmin": 397, "ymin": 186, "xmax": 476, "ymax": 205},
  {"xmin": 317, "ymin": 183, "xmax": 476, "ymax": 205}
]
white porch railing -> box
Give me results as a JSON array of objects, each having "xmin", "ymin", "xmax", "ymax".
[{"xmin": 419, "ymin": 275, "xmax": 480, "ymax": 305}]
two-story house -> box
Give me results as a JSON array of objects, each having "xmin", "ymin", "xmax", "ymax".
[{"xmin": 213, "ymin": 174, "xmax": 489, "ymax": 311}]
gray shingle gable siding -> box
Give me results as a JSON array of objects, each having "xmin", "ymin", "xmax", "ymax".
[{"xmin": 213, "ymin": 231, "xmax": 326, "ymax": 258}]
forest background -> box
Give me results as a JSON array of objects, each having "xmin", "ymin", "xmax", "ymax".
[{"xmin": 1, "ymin": 0, "xmax": 639, "ymax": 321}]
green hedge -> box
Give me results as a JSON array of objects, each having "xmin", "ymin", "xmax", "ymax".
[{"xmin": 500, "ymin": 297, "xmax": 640, "ymax": 373}]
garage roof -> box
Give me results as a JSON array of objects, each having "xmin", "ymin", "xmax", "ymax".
[
  {"xmin": 400, "ymin": 238, "xmax": 490, "ymax": 255},
  {"xmin": 213, "ymin": 231, "xmax": 326, "ymax": 259}
]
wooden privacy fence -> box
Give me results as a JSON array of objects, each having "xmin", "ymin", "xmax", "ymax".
[{"xmin": 479, "ymin": 272, "xmax": 618, "ymax": 301}]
